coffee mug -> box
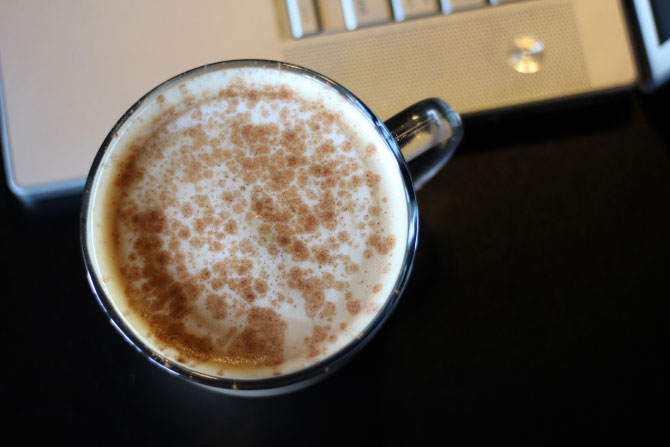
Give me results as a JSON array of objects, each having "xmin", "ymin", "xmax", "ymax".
[{"xmin": 81, "ymin": 60, "xmax": 462, "ymax": 396}]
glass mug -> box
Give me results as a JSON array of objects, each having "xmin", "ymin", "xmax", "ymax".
[{"xmin": 81, "ymin": 60, "xmax": 462, "ymax": 396}]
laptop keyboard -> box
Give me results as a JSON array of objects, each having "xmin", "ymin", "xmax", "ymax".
[{"xmin": 285, "ymin": 0, "xmax": 532, "ymax": 38}]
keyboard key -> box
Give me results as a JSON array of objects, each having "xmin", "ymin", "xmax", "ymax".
[
  {"xmin": 391, "ymin": 0, "xmax": 440, "ymax": 21},
  {"xmin": 286, "ymin": 0, "xmax": 320, "ymax": 38},
  {"xmin": 443, "ymin": 0, "xmax": 487, "ymax": 13},
  {"xmin": 341, "ymin": 0, "xmax": 393, "ymax": 30},
  {"xmin": 317, "ymin": 0, "xmax": 347, "ymax": 32}
]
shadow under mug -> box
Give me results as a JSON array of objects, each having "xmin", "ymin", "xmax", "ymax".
[{"xmin": 80, "ymin": 59, "xmax": 463, "ymax": 396}]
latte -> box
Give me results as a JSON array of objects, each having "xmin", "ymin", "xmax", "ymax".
[{"xmin": 85, "ymin": 65, "xmax": 409, "ymax": 379}]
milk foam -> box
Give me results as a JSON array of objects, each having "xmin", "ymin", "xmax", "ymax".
[{"xmin": 87, "ymin": 65, "xmax": 409, "ymax": 378}]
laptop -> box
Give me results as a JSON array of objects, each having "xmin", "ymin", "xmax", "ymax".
[{"xmin": 0, "ymin": 0, "xmax": 662, "ymax": 204}]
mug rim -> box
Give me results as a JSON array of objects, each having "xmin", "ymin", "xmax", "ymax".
[{"xmin": 80, "ymin": 59, "xmax": 419, "ymax": 394}]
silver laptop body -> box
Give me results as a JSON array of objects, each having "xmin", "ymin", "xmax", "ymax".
[{"xmin": 0, "ymin": 0, "xmax": 637, "ymax": 203}]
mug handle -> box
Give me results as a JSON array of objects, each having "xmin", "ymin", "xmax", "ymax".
[{"xmin": 384, "ymin": 98, "xmax": 463, "ymax": 190}]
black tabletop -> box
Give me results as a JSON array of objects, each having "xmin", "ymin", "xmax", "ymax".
[{"xmin": 2, "ymin": 84, "xmax": 669, "ymax": 444}]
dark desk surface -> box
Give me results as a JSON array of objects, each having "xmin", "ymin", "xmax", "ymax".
[{"xmin": 2, "ymin": 84, "xmax": 669, "ymax": 444}]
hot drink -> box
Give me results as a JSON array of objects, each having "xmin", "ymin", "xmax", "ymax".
[{"xmin": 84, "ymin": 64, "xmax": 410, "ymax": 379}]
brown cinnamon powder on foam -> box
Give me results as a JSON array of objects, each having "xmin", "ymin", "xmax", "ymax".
[
  {"xmin": 305, "ymin": 325, "xmax": 330, "ymax": 358},
  {"xmin": 226, "ymin": 306, "xmax": 288, "ymax": 367},
  {"xmin": 367, "ymin": 234, "xmax": 397, "ymax": 256},
  {"xmin": 105, "ymin": 76, "xmax": 400, "ymax": 375}
]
